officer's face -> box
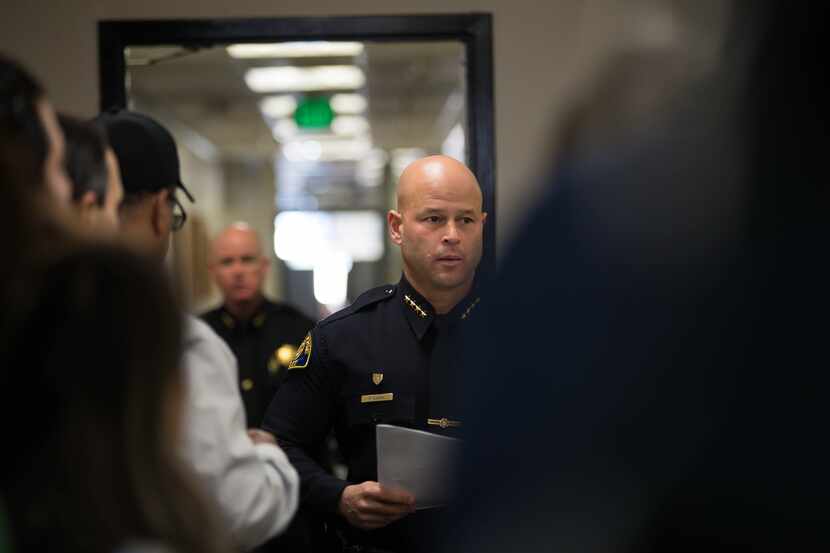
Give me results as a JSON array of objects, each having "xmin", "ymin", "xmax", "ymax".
[
  {"xmin": 390, "ymin": 162, "xmax": 486, "ymax": 299},
  {"xmin": 210, "ymin": 228, "xmax": 268, "ymax": 305}
]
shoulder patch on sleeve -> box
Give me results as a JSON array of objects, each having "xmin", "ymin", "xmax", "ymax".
[{"xmin": 288, "ymin": 333, "xmax": 312, "ymax": 369}]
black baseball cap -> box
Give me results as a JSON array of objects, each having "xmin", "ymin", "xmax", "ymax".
[{"xmin": 92, "ymin": 108, "xmax": 194, "ymax": 202}]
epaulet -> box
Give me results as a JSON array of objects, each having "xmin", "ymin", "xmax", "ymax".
[{"xmin": 318, "ymin": 283, "xmax": 397, "ymax": 328}]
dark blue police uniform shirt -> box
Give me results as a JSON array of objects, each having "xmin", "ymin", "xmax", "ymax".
[{"xmin": 263, "ymin": 275, "xmax": 480, "ymax": 551}]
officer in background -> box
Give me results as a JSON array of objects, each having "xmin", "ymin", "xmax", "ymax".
[
  {"xmin": 202, "ymin": 222, "xmax": 315, "ymax": 428},
  {"xmin": 263, "ymin": 155, "xmax": 487, "ymax": 553}
]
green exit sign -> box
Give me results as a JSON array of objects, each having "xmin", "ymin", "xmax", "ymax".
[{"xmin": 294, "ymin": 97, "xmax": 334, "ymax": 129}]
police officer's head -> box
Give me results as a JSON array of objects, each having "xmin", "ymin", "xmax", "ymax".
[
  {"xmin": 58, "ymin": 113, "xmax": 124, "ymax": 234},
  {"xmin": 388, "ymin": 155, "xmax": 486, "ymax": 308},
  {"xmin": 209, "ymin": 222, "xmax": 269, "ymax": 309},
  {"xmin": 92, "ymin": 109, "xmax": 193, "ymax": 261}
]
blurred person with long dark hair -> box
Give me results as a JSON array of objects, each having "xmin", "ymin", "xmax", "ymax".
[
  {"xmin": 1, "ymin": 53, "xmax": 75, "ymax": 293},
  {"xmin": 447, "ymin": 2, "xmax": 827, "ymax": 552},
  {"xmin": 0, "ymin": 244, "xmax": 232, "ymax": 553},
  {"xmin": 0, "ymin": 52, "xmax": 72, "ymax": 213},
  {"xmin": 1, "ymin": 54, "xmax": 233, "ymax": 553}
]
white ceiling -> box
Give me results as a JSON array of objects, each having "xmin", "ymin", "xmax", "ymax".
[{"xmin": 126, "ymin": 41, "xmax": 466, "ymax": 162}]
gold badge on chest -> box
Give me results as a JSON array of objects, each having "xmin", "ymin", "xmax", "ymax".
[
  {"xmin": 269, "ymin": 344, "xmax": 299, "ymax": 374},
  {"xmin": 372, "ymin": 372, "xmax": 384, "ymax": 386}
]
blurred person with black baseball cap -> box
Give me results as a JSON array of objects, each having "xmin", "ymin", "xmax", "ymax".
[
  {"xmin": 93, "ymin": 108, "xmax": 193, "ymax": 258},
  {"xmin": 93, "ymin": 108, "xmax": 299, "ymax": 551}
]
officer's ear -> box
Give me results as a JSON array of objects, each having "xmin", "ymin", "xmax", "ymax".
[
  {"xmin": 76, "ymin": 190, "xmax": 98, "ymax": 224},
  {"xmin": 151, "ymin": 188, "xmax": 172, "ymax": 238},
  {"xmin": 388, "ymin": 209, "xmax": 403, "ymax": 245}
]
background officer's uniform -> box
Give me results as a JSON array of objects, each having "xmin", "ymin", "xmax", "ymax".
[
  {"xmin": 263, "ymin": 275, "xmax": 480, "ymax": 552},
  {"xmin": 202, "ymin": 299, "xmax": 314, "ymax": 427}
]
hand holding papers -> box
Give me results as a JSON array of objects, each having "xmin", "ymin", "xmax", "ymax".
[{"xmin": 376, "ymin": 424, "xmax": 462, "ymax": 510}]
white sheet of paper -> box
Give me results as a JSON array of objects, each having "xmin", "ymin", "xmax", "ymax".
[{"xmin": 376, "ymin": 423, "xmax": 462, "ymax": 510}]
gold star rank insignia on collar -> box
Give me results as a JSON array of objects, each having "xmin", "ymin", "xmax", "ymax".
[
  {"xmin": 288, "ymin": 333, "xmax": 312, "ymax": 369},
  {"xmin": 404, "ymin": 294, "xmax": 429, "ymax": 318},
  {"xmin": 461, "ymin": 297, "xmax": 481, "ymax": 320}
]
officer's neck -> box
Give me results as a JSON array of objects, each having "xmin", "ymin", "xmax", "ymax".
[
  {"xmin": 225, "ymin": 294, "xmax": 264, "ymax": 322},
  {"xmin": 404, "ymin": 271, "xmax": 473, "ymax": 315}
]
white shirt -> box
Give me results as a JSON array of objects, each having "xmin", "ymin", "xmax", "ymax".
[{"xmin": 180, "ymin": 316, "xmax": 299, "ymax": 550}]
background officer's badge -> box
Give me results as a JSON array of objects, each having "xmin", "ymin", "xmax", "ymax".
[
  {"xmin": 372, "ymin": 372, "xmax": 384, "ymax": 386},
  {"xmin": 288, "ymin": 333, "xmax": 312, "ymax": 369},
  {"xmin": 269, "ymin": 344, "xmax": 298, "ymax": 374}
]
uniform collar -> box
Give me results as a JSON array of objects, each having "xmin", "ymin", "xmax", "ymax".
[
  {"xmin": 451, "ymin": 291, "xmax": 482, "ymax": 322},
  {"xmin": 399, "ymin": 276, "xmax": 434, "ymax": 341},
  {"xmin": 220, "ymin": 299, "xmax": 270, "ymax": 330},
  {"xmin": 398, "ymin": 275, "xmax": 481, "ymax": 341}
]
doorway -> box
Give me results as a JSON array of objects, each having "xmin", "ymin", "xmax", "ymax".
[{"xmin": 98, "ymin": 15, "xmax": 494, "ymax": 319}]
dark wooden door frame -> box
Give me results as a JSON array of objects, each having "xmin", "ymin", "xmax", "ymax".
[{"xmin": 98, "ymin": 13, "xmax": 496, "ymax": 270}]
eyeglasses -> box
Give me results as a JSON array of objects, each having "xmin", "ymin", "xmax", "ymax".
[{"xmin": 168, "ymin": 194, "xmax": 187, "ymax": 231}]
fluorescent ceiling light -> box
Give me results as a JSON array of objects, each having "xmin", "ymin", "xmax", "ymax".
[
  {"xmin": 331, "ymin": 115, "xmax": 370, "ymax": 136},
  {"xmin": 274, "ymin": 210, "xmax": 384, "ymax": 270},
  {"xmin": 245, "ymin": 66, "xmax": 366, "ymax": 93},
  {"xmin": 313, "ymin": 252, "xmax": 353, "ymax": 308},
  {"xmin": 260, "ymin": 95, "xmax": 297, "ymax": 119},
  {"xmin": 271, "ymin": 118, "xmax": 299, "ymax": 142},
  {"xmin": 227, "ymin": 42, "xmax": 364, "ymax": 59},
  {"xmin": 283, "ymin": 140, "xmax": 323, "ymax": 162},
  {"xmin": 330, "ymin": 93, "xmax": 368, "ymax": 114},
  {"xmin": 282, "ymin": 137, "xmax": 372, "ymax": 162}
]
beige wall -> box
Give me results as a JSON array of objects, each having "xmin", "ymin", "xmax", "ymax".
[
  {"xmin": 171, "ymin": 145, "xmax": 285, "ymax": 314},
  {"xmin": 1, "ymin": 0, "xmax": 634, "ymax": 249}
]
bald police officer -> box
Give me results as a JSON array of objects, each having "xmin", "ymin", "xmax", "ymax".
[
  {"xmin": 262, "ymin": 155, "xmax": 487, "ymax": 552},
  {"xmin": 202, "ymin": 223, "xmax": 314, "ymax": 428}
]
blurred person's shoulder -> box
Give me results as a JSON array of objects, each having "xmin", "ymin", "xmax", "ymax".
[{"xmin": 184, "ymin": 314, "xmax": 233, "ymax": 357}]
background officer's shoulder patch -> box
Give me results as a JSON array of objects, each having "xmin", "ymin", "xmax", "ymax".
[{"xmin": 288, "ymin": 333, "xmax": 312, "ymax": 369}]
